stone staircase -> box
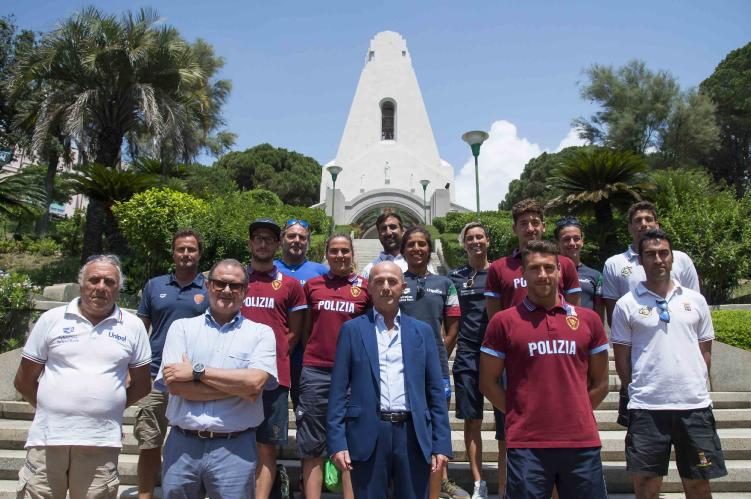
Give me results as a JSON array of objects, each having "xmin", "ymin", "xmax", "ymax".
[
  {"xmin": 352, "ymin": 238, "xmax": 445, "ymax": 276},
  {"xmin": 0, "ymin": 349, "xmax": 750, "ymax": 497}
]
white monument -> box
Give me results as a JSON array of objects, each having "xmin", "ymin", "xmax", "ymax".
[{"xmin": 317, "ymin": 31, "xmax": 465, "ymax": 236}]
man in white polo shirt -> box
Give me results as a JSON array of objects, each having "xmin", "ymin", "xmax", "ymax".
[
  {"xmin": 13, "ymin": 254, "xmax": 152, "ymax": 498},
  {"xmin": 611, "ymin": 229, "xmax": 727, "ymax": 498},
  {"xmin": 602, "ymin": 201, "xmax": 699, "ymax": 326}
]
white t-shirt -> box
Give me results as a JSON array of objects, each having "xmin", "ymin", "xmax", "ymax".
[
  {"xmin": 602, "ymin": 246, "xmax": 699, "ymax": 300},
  {"xmin": 360, "ymin": 251, "xmax": 436, "ymax": 279},
  {"xmin": 611, "ymin": 282, "xmax": 713, "ymax": 410},
  {"xmin": 22, "ymin": 299, "xmax": 151, "ymax": 447}
]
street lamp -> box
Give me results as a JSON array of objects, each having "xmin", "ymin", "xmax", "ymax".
[
  {"xmin": 419, "ymin": 179, "xmax": 430, "ymax": 224},
  {"xmin": 326, "ymin": 165, "xmax": 343, "ymax": 234},
  {"xmin": 462, "ymin": 130, "xmax": 489, "ymax": 218}
]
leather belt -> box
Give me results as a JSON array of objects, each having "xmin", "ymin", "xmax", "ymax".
[
  {"xmin": 176, "ymin": 427, "xmax": 251, "ymax": 439},
  {"xmin": 379, "ymin": 411, "xmax": 411, "ymax": 422}
]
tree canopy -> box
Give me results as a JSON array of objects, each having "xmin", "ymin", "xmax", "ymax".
[{"xmin": 215, "ymin": 143, "xmax": 322, "ymax": 206}]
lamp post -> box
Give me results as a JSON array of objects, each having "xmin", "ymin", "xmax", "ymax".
[
  {"xmin": 462, "ymin": 130, "xmax": 489, "ymax": 218},
  {"xmin": 326, "ymin": 165, "xmax": 343, "ymax": 234},
  {"xmin": 419, "ymin": 179, "xmax": 430, "ymax": 224}
]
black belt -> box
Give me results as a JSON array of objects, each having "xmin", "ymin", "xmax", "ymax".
[
  {"xmin": 176, "ymin": 427, "xmax": 252, "ymax": 439},
  {"xmin": 379, "ymin": 411, "xmax": 411, "ymax": 422}
]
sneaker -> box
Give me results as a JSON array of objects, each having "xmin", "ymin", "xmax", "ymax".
[
  {"xmin": 440, "ymin": 479, "xmax": 471, "ymax": 499},
  {"xmin": 471, "ymin": 479, "xmax": 488, "ymax": 499}
]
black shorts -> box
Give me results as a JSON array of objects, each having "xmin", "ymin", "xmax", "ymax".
[
  {"xmin": 494, "ymin": 408, "xmax": 506, "ymax": 441},
  {"xmin": 626, "ymin": 407, "xmax": 728, "ymax": 479},
  {"xmin": 295, "ymin": 365, "xmax": 332, "ymax": 459},
  {"xmin": 256, "ymin": 386, "xmax": 290, "ymax": 446},
  {"xmin": 505, "ymin": 447, "xmax": 607, "ymax": 499},
  {"xmin": 453, "ymin": 370, "xmax": 484, "ymax": 420}
]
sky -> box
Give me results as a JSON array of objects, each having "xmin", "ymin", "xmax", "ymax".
[{"xmin": 7, "ymin": 1, "xmax": 750, "ymax": 209}]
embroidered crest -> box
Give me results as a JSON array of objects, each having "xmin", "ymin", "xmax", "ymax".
[
  {"xmin": 159, "ymin": 293, "xmax": 167, "ymax": 299},
  {"xmin": 351, "ymin": 286, "xmax": 362, "ymax": 297},
  {"xmin": 565, "ymin": 316, "xmax": 580, "ymax": 330},
  {"xmin": 621, "ymin": 266, "xmax": 633, "ymax": 277},
  {"xmin": 194, "ymin": 294, "xmax": 204, "ymax": 304},
  {"xmin": 683, "ymin": 302, "xmax": 692, "ymax": 312},
  {"xmin": 638, "ymin": 306, "xmax": 651, "ymax": 317},
  {"xmin": 697, "ymin": 452, "xmax": 711, "ymax": 467},
  {"xmin": 271, "ymin": 280, "xmax": 282, "ymax": 291}
]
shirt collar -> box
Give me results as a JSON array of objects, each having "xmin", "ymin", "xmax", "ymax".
[
  {"xmin": 168, "ymin": 272, "xmax": 205, "ymax": 288},
  {"xmin": 378, "ymin": 251, "xmax": 404, "ymax": 263},
  {"xmin": 374, "ymin": 308, "xmax": 402, "ymax": 333},
  {"xmin": 204, "ymin": 309, "xmax": 244, "ymax": 329},
  {"xmin": 326, "ymin": 271, "xmax": 362, "ymax": 285},
  {"xmin": 277, "ymin": 258, "xmax": 308, "ymax": 271},
  {"xmin": 511, "ymin": 248, "xmax": 522, "ymax": 259},
  {"xmin": 521, "ymin": 294, "xmax": 574, "ymax": 315},
  {"xmin": 635, "ymin": 280, "xmax": 682, "ymax": 301},
  {"xmin": 248, "ymin": 264, "xmax": 279, "ymax": 279},
  {"xmin": 66, "ymin": 298, "xmax": 123, "ymax": 324},
  {"xmin": 625, "ymin": 246, "xmax": 639, "ymax": 260}
]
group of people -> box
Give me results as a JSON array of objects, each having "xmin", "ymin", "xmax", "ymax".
[{"xmin": 11, "ymin": 198, "xmax": 728, "ymax": 499}]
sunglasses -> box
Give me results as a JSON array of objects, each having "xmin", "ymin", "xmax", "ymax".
[
  {"xmin": 209, "ymin": 279, "xmax": 245, "ymax": 293},
  {"xmin": 285, "ymin": 219, "xmax": 310, "ymax": 229},
  {"xmin": 416, "ymin": 276, "xmax": 426, "ymax": 299},
  {"xmin": 656, "ymin": 299, "xmax": 670, "ymax": 323},
  {"xmin": 555, "ymin": 216, "xmax": 582, "ymax": 228}
]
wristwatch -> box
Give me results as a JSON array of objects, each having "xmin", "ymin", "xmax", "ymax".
[{"xmin": 192, "ymin": 362, "xmax": 205, "ymax": 382}]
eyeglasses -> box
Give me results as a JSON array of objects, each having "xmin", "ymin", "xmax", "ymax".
[
  {"xmin": 209, "ymin": 279, "xmax": 245, "ymax": 293},
  {"xmin": 416, "ymin": 276, "xmax": 426, "ymax": 299},
  {"xmin": 251, "ymin": 235, "xmax": 277, "ymax": 245},
  {"xmin": 656, "ymin": 299, "xmax": 670, "ymax": 323},
  {"xmin": 285, "ymin": 219, "xmax": 310, "ymax": 229}
]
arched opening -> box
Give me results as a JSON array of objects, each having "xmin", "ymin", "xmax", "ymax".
[
  {"xmin": 381, "ymin": 100, "xmax": 395, "ymax": 140},
  {"xmin": 353, "ymin": 205, "xmax": 422, "ymax": 239}
]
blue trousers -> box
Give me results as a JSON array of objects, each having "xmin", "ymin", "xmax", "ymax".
[
  {"xmin": 350, "ymin": 418, "xmax": 431, "ymax": 499},
  {"xmin": 162, "ymin": 429, "xmax": 257, "ymax": 499}
]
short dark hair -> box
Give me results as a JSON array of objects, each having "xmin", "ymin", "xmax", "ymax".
[
  {"xmin": 638, "ymin": 228, "xmax": 673, "ymax": 258},
  {"xmin": 553, "ymin": 217, "xmax": 583, "ymax": 241},
  {"xmin": 521, "ymin": 240, "xmax": 559, "ymax": 268},
  {"xmin": 628, "ymin": 201, "xmax": 658, "ymax": 224},
  {"xmin": 172, "ymin": 228, "xmax": 204, "ymax": 254},
  {"xmin": 512, "ymin": 199, "xmax": 544, "ymax": 224},
  {"xmin": 401, "ymin": 226, "xmax": 433, "ymax": 254},
  {"xmin": 375, "ymin": 212, "xmax": 403, "ymax": 231}
]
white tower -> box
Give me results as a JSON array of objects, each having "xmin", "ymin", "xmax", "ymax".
[{"xmin": 319, "ymin": 31, "xmax": 463, "ymax": 234}]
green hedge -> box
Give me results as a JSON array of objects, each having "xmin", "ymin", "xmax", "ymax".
[{"xmin": 711, "ymin": 310, "xmax": 751, "ymax": 351}]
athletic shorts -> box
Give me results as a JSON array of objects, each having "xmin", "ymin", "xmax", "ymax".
[
  {"xmin": 626, "ymin": 407, "xmax": 728, "ymax": 479},
  {"xmin": 134, "ymin": 386, "xmax": 169, "ymax": 450},
  {"xmin": 453, "ymin": 370, "xmax": 484, "ymax": 421},
  {"xmin": 295, "ymin": 366, "xmax": 332, "ymax": 458},
  {"xmin": 256, "ymin": 386, "xmax": 290, "ymax": 446},
  {"xmin": 505, "ymin": 447, "xmax": 607, "ymax": 499},
  {"xmin": 494, "ymin": 409, "xmax": 506, "ymax": 441}
]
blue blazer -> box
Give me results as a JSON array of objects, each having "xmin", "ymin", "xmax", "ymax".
[{"xmin": 326, "ymin": 310, "xmax": 453, "ymax": 463}]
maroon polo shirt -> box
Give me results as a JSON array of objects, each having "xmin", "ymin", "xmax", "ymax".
[
  {"xmin": 303, "ymin": 272, "xmax": 371, "ymax": 368},
  {"xmin": 241, "ymin": 266, "xmax": 307, "ymax": 388},
  {"xmin": 481, "ymin": 297, "xmax": 609, "ymax": 448},
  {"xmin": 484, "ymin": 249, "xmax": 582, "ymax": 311}
]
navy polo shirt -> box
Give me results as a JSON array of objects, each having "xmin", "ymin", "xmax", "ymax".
[
  {"xmin": 137, "ymin": 273, "xmax": 208, "ymax": 377},
  {"xmin": 577, "ymin": 263, "xmax": 603, "ymax": 311},
  {"xmin": 448, "ymin": 265, "xmax": 489, "ymax": 373}
]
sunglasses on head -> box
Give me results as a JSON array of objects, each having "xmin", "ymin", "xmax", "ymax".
[
  {"xmin": 555, "ymin": 216, "xmax": 582, "ymax": 228},
  {"xmin": 285, "ymin": 219, "xmax": 310, "ymax": 229}
]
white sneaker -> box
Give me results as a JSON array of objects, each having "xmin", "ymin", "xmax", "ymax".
[{"xmin": 471, "ymin": 480, "xmax": 488, "ymax": 499}]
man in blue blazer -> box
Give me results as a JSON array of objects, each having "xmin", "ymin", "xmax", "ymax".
[{"xmin": 327, "ymin": 261, "xmax": 452, "ymax": 499}]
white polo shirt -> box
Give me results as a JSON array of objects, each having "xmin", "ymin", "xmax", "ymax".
[
  {"xmin": 22, "ymin": 299, "xmax": 151, "ymax": 447},
  {"xmin": 611, "ymin": 282, "xmax": 713, "ymax": 410},
  {"xmin": 602, "ymin": 246, "xmax": 699, "ymax": 300}
]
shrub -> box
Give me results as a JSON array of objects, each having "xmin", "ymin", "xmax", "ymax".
[
  {"xmin": 52, "ymin": 209, "xmax": 85, "ymax": 256},
  {"xmin": 711, "ymin": 310, "xmax": 751, "ymax": 351},
  {"xmin": 0, "ymin": 239, "xmax": 21, "ymax": 254},
  {"xmin": 0, "ymin": 272, "xmax": 38, "ymax": 353},
  {"xmin": 23, "ymin": 236, "xmax": 62, "ymax": 256}
]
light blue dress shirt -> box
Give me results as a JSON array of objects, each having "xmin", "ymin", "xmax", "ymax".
[
  {"xmin": 155, "ymin": 310, "xmax": 278, "ymax": 432},
  {"xmin": 374, "ymin": 309, "xmax": 409, "ymax": 412}
]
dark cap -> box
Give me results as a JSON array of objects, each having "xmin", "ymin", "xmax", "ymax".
[{"xmin": 249, "ymin": 218, "xmax": 281, "ymax": 239}]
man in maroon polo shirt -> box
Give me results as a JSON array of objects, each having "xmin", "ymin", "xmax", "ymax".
[
  {"xmin": 241, "ymin": 218, "xmax": 307, "ymax": 499},
  {"xmin": 479, "ymin": 240, "xmax": 609, "ymax": 499},
  {"xmin": 483, "ymin": 198, "xmax": 581, "ymax": 495}
]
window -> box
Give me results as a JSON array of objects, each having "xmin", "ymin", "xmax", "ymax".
[{"xmin": 381, "ymin": 100, "xmax": 395, "ymax": 140}]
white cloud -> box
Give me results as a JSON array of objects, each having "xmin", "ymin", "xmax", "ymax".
[
  {"xmin": 454, "ymin": 122, "xmax": 588, "ymax": 210},
  {"xmin": 555, "ymin": 127, "xmax": 587, "ymax": 152},
  {"xmin": 454, "ymin": 120, "xmax": 542, "ymax": 211}
]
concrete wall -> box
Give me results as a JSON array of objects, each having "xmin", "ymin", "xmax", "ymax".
[{"xmin": 710, "ymin": 341, "xmax": 751, "ymax": 392}]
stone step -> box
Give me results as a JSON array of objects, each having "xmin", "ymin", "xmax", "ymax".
[
  {"xmin": 1, "ymin": 451, "xmax": 750, "ymax": 494},
  {"xmin": 2, "ymin": 426, "xmax": 751, "ymax": 471}
]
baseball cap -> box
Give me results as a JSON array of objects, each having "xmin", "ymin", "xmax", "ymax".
[{"xmin": 248, "ymin": 218, "xmax": 281, "ymax": 239}]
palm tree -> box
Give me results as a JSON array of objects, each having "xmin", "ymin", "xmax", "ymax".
[
  {"xmin": 545, "ymin": 147, "xmax": 655, "ymax": 226},
  {"xmin": 0, "ymin": 168, "xmax": 47, "ymax": 218},
  {"xmin": 9, "ymin": 7, "xmax": 209, "ymax": 260}
]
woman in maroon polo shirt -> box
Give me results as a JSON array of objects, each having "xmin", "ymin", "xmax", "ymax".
[{"xmin": 297, "ymin": 233, "xmax": 370, "ymax": 499}]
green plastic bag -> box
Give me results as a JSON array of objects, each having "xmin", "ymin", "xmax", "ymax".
[{"xmin": 324, "ymin": 458, "xmax": 343, "ymax": 493}]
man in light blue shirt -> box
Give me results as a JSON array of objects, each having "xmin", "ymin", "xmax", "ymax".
[
  {"xmin": 156, "ymin": 258, "xmax": 278, "ymax": 499},
  {"xmin": 374, "ymin": 310, "xmax": 407, "ymax": 411}
]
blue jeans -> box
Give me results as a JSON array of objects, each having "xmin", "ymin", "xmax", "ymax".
[{"xmin": 162, "ymin": 428, "xmax": 257, "ymax": 498}]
